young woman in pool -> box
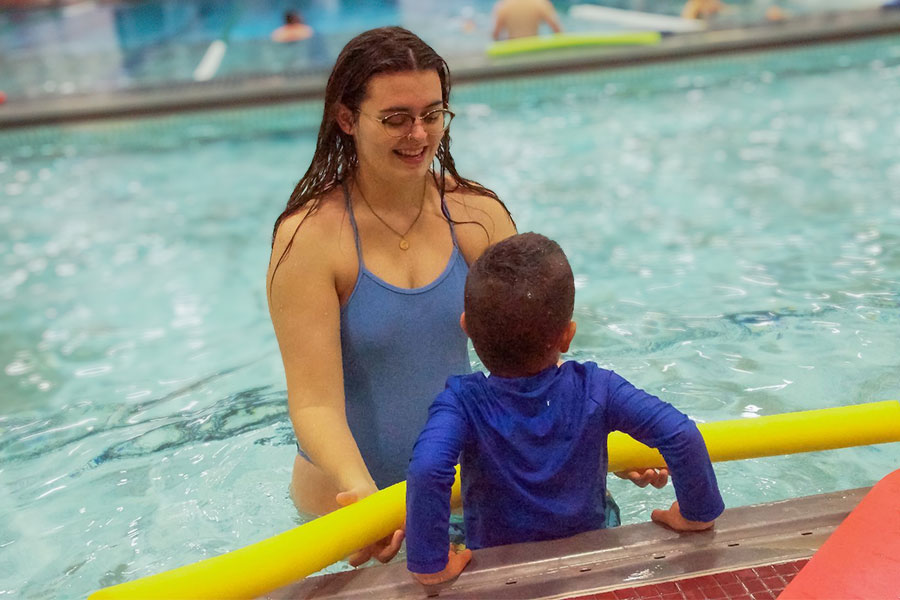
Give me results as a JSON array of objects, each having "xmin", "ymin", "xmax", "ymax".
[
  {"xmin": 266, "ymin": 27, "xmax": 517, "ymax": 564},
  {"xmin": 268, "ymin": 26, "xmax": 668, "ymax": 566}
]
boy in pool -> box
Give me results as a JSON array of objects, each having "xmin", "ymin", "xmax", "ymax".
[{"xmin": 405, "ymin": 233, "xmax": 725, "ymax": 584}]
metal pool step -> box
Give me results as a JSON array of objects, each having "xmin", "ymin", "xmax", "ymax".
[{"xmin": 264, "ymin": 486, "xmax": 866, "ymax": 599}]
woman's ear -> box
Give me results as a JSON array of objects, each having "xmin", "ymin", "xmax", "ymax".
[
  {"xmin": 335, "ymin": 104, "xmax": 356, "ymax": 135},
  {"xmin": 459, "ymin": 312, "xmax": 469, "ymax": 337}
]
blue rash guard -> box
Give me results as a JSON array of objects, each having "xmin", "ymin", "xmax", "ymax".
[
  {"xmin": 405, "ymin": 361, "xmax": 725, "ymax": 574},
  {"xmin": 337, "ymin": 183, "xmax": 471, "ymax": 489}
]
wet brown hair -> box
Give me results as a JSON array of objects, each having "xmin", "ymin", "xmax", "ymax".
[
  {"xmin": 269, "ymin": 26, "xmax": 512, "ymax": 289},
  {"xmin": 464, "ymin": 233, "xmax": 575, "ymax": 376}
]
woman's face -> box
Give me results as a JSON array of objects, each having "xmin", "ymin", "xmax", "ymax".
[{"xmin": 344, "ymin": 69, "xmax": 445, "ymax": 183}]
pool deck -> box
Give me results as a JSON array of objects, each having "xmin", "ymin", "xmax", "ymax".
[
  {"xmin": 264, "ymin": 486, "xmax": 866, "ymax": 600},
  {"xmin": 3, "ymin": 7, "xmax": 900, "ymax": 129}
]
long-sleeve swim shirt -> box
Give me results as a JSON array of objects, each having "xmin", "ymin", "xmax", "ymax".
[{"xmin": 405, "ymin": 361, "xmax": 725, "ymax": 574}]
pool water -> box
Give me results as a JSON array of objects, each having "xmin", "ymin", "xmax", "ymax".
[
  {"xmin": 0, "ymin": 0, "xmax": 887, "ymax": 100},
  {"xmin": 3, "ymin": 34, "xmax": 900, "ymax": 599}
]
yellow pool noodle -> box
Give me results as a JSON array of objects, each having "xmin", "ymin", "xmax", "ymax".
[
  {"xmin": 487, "ymin": 31, "xmax": 662, "ymax": 58},
  {"xmin": 90, "ymin": 400, "xmax": 900, "ymax": 600}
]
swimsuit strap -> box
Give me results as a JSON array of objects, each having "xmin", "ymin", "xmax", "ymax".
[
  {"xmin": 439, "ymin": 193, "xmax": 461, "ymax": 249},
  {"xmin": 342, "ymin": 180, "xmax": 366, "ymax": 268}
]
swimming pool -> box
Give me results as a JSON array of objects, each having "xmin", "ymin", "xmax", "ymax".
[
  {"xmin": 0, "ymin": 0, "xmax": 887, "ymax": 100},
  {"xmin": 2, "ymin": 34, "xmax": 900, "ymax": 599}
]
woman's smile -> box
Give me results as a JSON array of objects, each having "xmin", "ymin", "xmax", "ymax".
[{"xmin": 394, "ymin": 146, "xmax": 428, "ymax": 164}]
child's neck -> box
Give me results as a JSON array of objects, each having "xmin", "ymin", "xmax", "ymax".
[{"xmin": 491, "ymin": 353, "xmax": 560, "ymax": 379}]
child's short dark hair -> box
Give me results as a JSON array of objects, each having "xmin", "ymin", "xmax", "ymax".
[{"xmin": 464, "ymin": 233, "xmax": 575, "ymax": 376}]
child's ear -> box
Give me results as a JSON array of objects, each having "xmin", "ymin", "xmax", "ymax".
[
  {"xmin": 335, "ymin": 103, "xmax": 356, "ymax": 135},
  {"xmin": 459, "ymin": 312, "xmax": 469, "ymax": 337},
  {"xmin": 558, "ymin": 321, "xmax": 576, "ymax": 353}
]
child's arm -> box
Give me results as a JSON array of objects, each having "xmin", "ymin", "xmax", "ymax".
[
  {"xmin": 406, "ymin": 389, "xmax": 470, "ymax": 582},
  {"xmin": 602, "ymin": 370, "xmax": 725, "ymax": 525}
]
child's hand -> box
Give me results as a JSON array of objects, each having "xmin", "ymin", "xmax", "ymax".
[
  {"xmin": 410, "ymin": 546, "xmax": 473, "ymax": 585},
  {"xmin": 651, "ymin": 501, "xmax": 715, "ymax": 532},
  {"xmin": 336, "ymin": 488, "xmax": 405, "ymax": 567},
  {"xmin": 615, "ymin": 467, "xmax": 669, "ymax": 489}
]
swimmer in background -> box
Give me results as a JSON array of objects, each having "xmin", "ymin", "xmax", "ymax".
[
  {"xmin": 492, "ymin": 0, "xmax": 562, "ymax": 40},
  {"xmin": 271, "ymin": 10, "xmax": 313, "ymax": 43},
  {"xmin": 681, "ymin": 0, "xmax": 725, "ymax": 20},
  {"xmin": 764, "ymin": 5, "xmax": 788, "ymax": 21},
  {"xmin": 683, "ymin": 0, "xmax": 787, "ymax": 23},
  {"xmin": 460, "ymin": 6, "xmax": 477, "ymax": 34}
]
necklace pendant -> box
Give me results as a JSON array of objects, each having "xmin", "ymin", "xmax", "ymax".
[{"xmin": 399, "ymin": 239, "xmax": 410, "ymax": 251}]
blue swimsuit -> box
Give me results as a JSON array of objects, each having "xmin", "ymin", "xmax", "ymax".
[{"xmin": 335, "ymin": 183, "xmax": 472, "ymax": 489}]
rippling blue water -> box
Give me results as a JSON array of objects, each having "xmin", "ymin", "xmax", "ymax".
[{"xmin": 2, "ymin": 35, "xmax": 900, "ymax": 599}]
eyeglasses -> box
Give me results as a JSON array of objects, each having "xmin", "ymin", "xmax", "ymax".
[{"xmin": 358, "ymin": 108, "xmax": 455, "ymax": 138}]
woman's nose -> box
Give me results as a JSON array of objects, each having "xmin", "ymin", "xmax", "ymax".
[{"xmin": 408, "ymin": 118, "xmax": 428, "ymax": 140}]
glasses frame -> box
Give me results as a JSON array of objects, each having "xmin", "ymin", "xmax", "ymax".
[{"xmin": 357, "ymin": 108, "xmax": 455, "ymax": 138}]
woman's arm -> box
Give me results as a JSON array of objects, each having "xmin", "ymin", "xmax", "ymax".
[{"xmin": 267, "ymin": 210, "xmax": 376, "ymax": 498}]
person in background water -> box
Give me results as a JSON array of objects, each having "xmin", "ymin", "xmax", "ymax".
[
  {"xmin": 271, "ymin": 10, "xmax": 313, "ymax": 43},
  {"xmin": 765, "ymin": 5, "xmax": 788, "ymax": 21},
  {"xmin": 405, "ymin": 233, "xmax": 725, "ymax": 584},
  {"xmin": 267, "ymin": 27, "xmax": 516, "ymax": 566},
  {"xmin": 681, "ymin": 0, "xmax": 724, "ymax": 20},
  {"xmin": 492, "ymin": 0, "xmax": 562, "ymax": 40}
]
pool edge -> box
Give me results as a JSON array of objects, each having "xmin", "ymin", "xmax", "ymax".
[
  {"xmin": 264, "ymin": 486, "xmax": 866, "ymax": 599},
  {"xmin": 3, "ymin": 8, "xmax": 900, "ymax": 129}
]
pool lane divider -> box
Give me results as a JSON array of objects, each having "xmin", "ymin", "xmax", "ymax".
[
  {"xmin": 89, "ymin": 400, "xmax": 900, "ymax": 600},
  {"xmin": 487, "ymin": 31, "xmax": 662, "ymax": 58}
]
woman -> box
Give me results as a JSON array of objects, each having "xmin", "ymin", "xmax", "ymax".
[{"xmin": 266, "ymin": 27, "xmax": 517, "ymax": 563}]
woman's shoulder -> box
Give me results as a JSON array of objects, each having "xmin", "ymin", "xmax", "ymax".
[
  {"xmin": 269, "ymin": 187, "xmax": 355, "ymax": 281},
  {"xmin": 272, "ymin": 188, "xmax": 348, "ymax": 252},
  {"xmin": 444, "ymin": 179, "xmax": 511, "ymax": 224},
  {"xmin": 443, "ymin": 178, "xmax": 516, "ymax": 246}
]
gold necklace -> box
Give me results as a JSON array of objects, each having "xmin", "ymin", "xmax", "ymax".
[{"xmin": 356, "ymin": 180, "xmax": 426, "ymax": 251}]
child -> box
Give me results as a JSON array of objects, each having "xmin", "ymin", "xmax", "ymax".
[{"xmin": 405, "ymin": 233, "xmax": 725, "ymax": 584}]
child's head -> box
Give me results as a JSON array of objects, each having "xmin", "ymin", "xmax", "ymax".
[{"xmin": 463, "ymin": 233, "xmax": 575, "ymax": 377}]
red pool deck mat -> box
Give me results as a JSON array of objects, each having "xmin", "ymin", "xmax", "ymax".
[{"xmin": 567, "ymin": 559, "xmax": 807, "ymax": 600}]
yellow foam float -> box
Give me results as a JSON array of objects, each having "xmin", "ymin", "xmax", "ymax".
[
  {"xmin": 90, "ymin": 400, "xmax": 900, "ymax": 600},
  {"xmin": 487, "ymin": 31, "xmax": 662, "ymax": 58}
]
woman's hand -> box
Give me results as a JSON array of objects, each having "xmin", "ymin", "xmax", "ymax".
[
  {"xmin": 615, "ymin": 467, "xmax": 669, "ymax": 488},
  {"xmin": 651, "ymin": 501, "xmax": 715, "ymax": 532},
  {"xmin": 410, "ymin": 545, "xmax": 473, "ymax": 585},
  {"xmin": 335, "ymin": 488, "xmax": 405, "ymax": 567}
]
